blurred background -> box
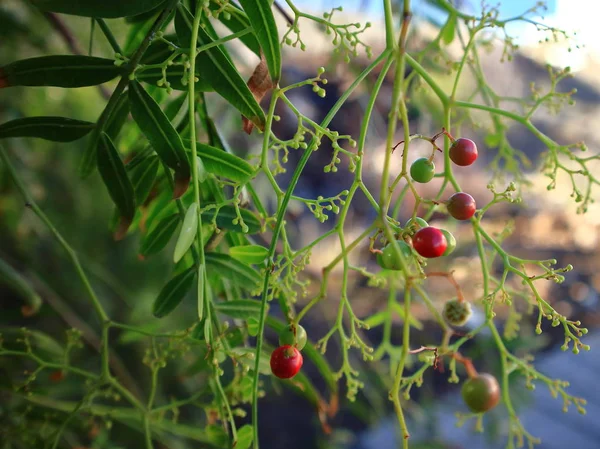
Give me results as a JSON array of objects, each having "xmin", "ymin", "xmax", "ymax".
[{"xmin": 1, "ymin": 0, "xmax": 599, "ymax": 448}]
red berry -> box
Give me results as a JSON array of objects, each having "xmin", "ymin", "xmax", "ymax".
[
  {"xmin": 447, "ymin": 192, "xmax": 476, "ymax": 220},
  {"xmin": 449, "ymin": 138, "xmax": 478, "ymax": 166},
  {"xmin": 412, "ymin": 227, "xmax": 447, "ymax": 258},
  {"xmin": 270, "ymin": 345, "xmax": 303, "ymax": 379}
]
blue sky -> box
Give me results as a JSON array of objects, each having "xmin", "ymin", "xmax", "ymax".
[{"xmin": 295, "ymin": 0, "xmax": 557, "ymax": 19}]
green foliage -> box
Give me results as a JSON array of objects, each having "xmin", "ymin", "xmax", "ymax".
[
  {"xmin": 0, "ymin": 1, "xmax": 596, "ymax": 449},
  {"xmin": 0, "ymin": 116, "xmax": 94, "ymax": 142}
]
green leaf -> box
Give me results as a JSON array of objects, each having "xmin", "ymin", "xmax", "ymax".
[
  {"xmin": 440, "ymin": 13, "xmax": 457, "ymax": 45},
  {"xmin": 153, "ymin": 266, "xmax": 196, "ymax": 318},
  {"xmin": 202, "ymin": 205, "xmax": 261, "ymax": 234},
  {"xmin": 205, "ymin": 252, "xmax": 260, "ymax": 291},
  {"xmin": 97, "ymin": 133, "xmax": 135, "ymax": 237},
  {"xmin": 79, "ymin": 92, "xmax": 129, "ymax": 179},
  {"xmin": 0, "ymin": 116, "xmax": 94, "ymax": 142},
  {"xmin": 139, "ymin": 213, "xmax": 180, "ymax": 257},
  {"xmin": 127, "ymin": 155, "xmax": 159, "ymax": 206},
  {"xmin": 247, "ymin": 317, "xmax": 259, "ymax": 336},
  {"xmin": 129, "ymin": 81, "xmax": 191, "ymax": 197},
  {"xmin": 0, "ymin": 258, "xmax": 42, "ymax": 314},
  {"xmin": 0, "ymin": 56, "xmax": 121, "ymax": 88},
  {"xmin": 229, "ymin": 245, "xmax": 267, "ymax": 264},
  {"xmin": 214, "ymin": 299, "xmax": 262, "ymax": 320},
  {"xmin": 27, "ymin": 0, "xmax": 168, "ymax": 18},
  {"xmin": 238, "ymin": 0, "xmax": 281, "ymax": 83},
  {"xmin": 173, "ymin": 203, "xmax": 198, "ymax": 263},
  {"xmin": 210, "ymin": 3, "xmax": 260, "ymax": 56},
  {"xmin": 182, "ymin": 139, "xmax": 255, "ymax": 183},
  {"xmin": 163, "ymin": 92, "xmax": 188, "ymax": 121},
  {"xmin": 105, "ymin": 91, "xmax": 130, "ymax": 140},
  {"xmin": 174, "ymin": 7, "xmax": 265, "ymax": 130},
  {"xmin": 235, "ymin": 425, "xmax": 254, "ymax": 449}
]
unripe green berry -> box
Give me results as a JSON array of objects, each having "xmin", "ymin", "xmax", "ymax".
[
  {"xmin": 410, "ymin": 158, "xmax": 435, "ymax": 183},
  {"xmin": 279, "ymin": 324, "xmax": 307, "ymax": 351},
  {"xmin": 405, "ymin": 217, "xmax": 428, "ymax": 233},
  {"xmin": 440, "ymin": 229, "xmax": 456, "ymax": 256},
  {"xmin": 377, "ymin": 241, "xmax": 412, "ymax": 270}
]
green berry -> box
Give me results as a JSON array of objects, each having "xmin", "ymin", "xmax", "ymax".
[
  {"xmin": 377, "ymin": 241, "xmax": 412, "ymax": 270},
  {"xmin": 410, "ymin": 158, "xmax": 435, "ymax": 183},
  {"xmin": 440, "ymin": 229, "xmax": 456, "ymax": 256},
  {"xmin": 278, "ymin": 324, "xmax": 307, "ymax": 351},
  {"xmin": 461, "ymin": 373, "xmax": 501, "ymax": 413},
  {"xmin": 405, "ymin": 217, "xmax": 428, "ymax": 233},
  {"xmin": 442, "ymin": 299, "xmax": 472, "ymax": 326}
]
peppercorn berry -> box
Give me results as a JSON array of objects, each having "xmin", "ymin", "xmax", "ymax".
[
  {"xmin": 410, "ymin": 158, "xmax": 435, "ymax": 183},
  {"xmin": 412, "ymin": 226, "xmax": 447, "ymax": 258},
  {"xmin": 405, "ymin": 217, "xmax": 428, "ymax": 233},
  {"xmin": 442, "ymin": 299, "xmax": 472, "ymax": 326},
  {"xmin": 377, "ymin": 241, "xmax": 412, "ymax": 270},
  {"xmin": 447, "ymin": 192, "xmax": 476, "ymax": 220},
  {"xmin": 461, "ymin": 373, "xmax": 501, "ymax": 413},
  {"xmin": 449, "ymin": 138, "xmax": 478, "ymax": 166},
  {"xmin": 279, "ymin": 324, "xmax": 308, "ymax": 351},
  {"xmin": 270, "ymin": 345, "xmax": 303, "ymax": 379},
  {"xmin": 440, "ymin": 229, "xmax": 456, "ymax": 256}
]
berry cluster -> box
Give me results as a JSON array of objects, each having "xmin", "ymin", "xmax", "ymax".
[
  {"xmin": 377, "ymin": 138, "xmax": 479, "ymax": 267},
  {"xmin": 270, "ymin": 324, "xmax": 308, "ymax": 379},
  {"xmin": 378, "ymin": 136, "xmax": 503, "ymax": 415}
]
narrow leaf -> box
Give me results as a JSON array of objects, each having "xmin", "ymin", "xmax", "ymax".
[
  {"xmin": 229, "ymin": 245, "xmax": 268, "ymax": 264},
  {"xmin": 104, "ymin": 91, "xmax": 130, "ymax": 139},
  {"xmin": 27, "ymin": 0, "xmax": 168, "ymax": 18},
  {"xmin": 153, "ymin": 267, "xmax": 196, "ymax": 318},
  {"xmin": 129, "ymin": 80, "xmax": 191, "ymax": 198},
  {"xmin": 215, "ymin": 299, "xmax": 261, "ymax": 320},
  {"xmin": 205, "ymin": 252, "xmax": 260, "ymax": 291},
  {"xmin": 174, "ymin": 7, "xmax": 265, "ymax": 130},
  {"xmin": 182, "ymin": 139, "xmax": 255, "ymax": 183},
  {"xmin": 127, "ymin": 155, "xmax": 159, "ymax": 206},
  {"xmin": 0, "ymin": 116, "xmax": 94, "ymax": 142},
  {"xmin": 139, "ymin": 214, "xmax": 180, "ymax": 257},
  {"xmin": 238, "ymin": 0, "xmax": 281, "ymax": 83},
  {"xmin": 173, "ymin": 203, "xmax": 198, "ymax": 263},
  {"xmin": 79, "ymin": 91, "xmax": 129, "ymax": 178},
  {"xmin": 0, "ymin": 56, "xmax": 121, "ymax": 88},
  {"xmin": 202, "ymin": 205, "xmax": 261, "ymax": 234},
  {"xmin": 97, "ymin": 133, "xmax": 135, "ymax": 239},
  {"xmin": 164, "ymin": 92, "xmax": 188, "ymax": 121}
]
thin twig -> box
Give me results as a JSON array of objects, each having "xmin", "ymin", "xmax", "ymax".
[{"xmin": 274, "ymin": 1, "xmax": 294, "ymax": 26}]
